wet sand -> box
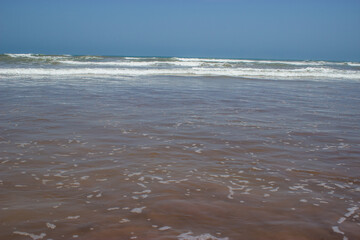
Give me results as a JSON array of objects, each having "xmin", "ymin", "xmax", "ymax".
[{"xmin": 0, "ymin": 75, "xmax": 359, "ymax": 240}]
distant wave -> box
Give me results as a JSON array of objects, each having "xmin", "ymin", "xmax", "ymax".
[
  {"xmin": 2, "ymin": 53, "xmax": 359, "ymax": 67},
  {"xmin": 3, "ymin": 53, "xmax": 103, "ymax": 61},
  {"xmin": 1, "ymin": 54, "xmax": 359, "ymax": 81},
  {"xmin": 1, "ymin": 67, "xmax": 359, "ymax": 81}
]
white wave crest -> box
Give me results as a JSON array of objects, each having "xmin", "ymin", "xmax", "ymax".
[
  {"xmin": 5, "ymin": 53, "xmax": 39, "ymax": 58},
  {"xmin": 347, "ymin": 62, "xmax": 360, "ymax": 67},
  {"xmin": 4, "ymin": 53, "xmax": 102, "ymax": 61},
  {"xmin": 58, "ymin": 60, "xmax": 203, "ymax": 67},
  {"xmin": 4, "ymin": 54, "xmax": 359, "ymax": 68},
  {"xmin": 0, "ymin": 66, "xmax": 359, "ymax": 81},
  {"xmin": 174, "ymin": 57, "xmax": 356, "ymax": 67}
]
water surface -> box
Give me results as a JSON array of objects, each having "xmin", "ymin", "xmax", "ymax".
[{"xmin": 0, "ymin": 54, "xmax": 359, "ymax": 240}]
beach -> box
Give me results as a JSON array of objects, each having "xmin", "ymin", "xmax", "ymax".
[{"xmin": 0, "ymin": 54, "xmax": 359, "ymax": 240}]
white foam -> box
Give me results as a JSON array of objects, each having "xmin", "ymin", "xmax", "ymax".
[
  {"xmin": 13, "ymin": 231, "xmax": 46, "ymax": 240},
  {"xmin": 344, "ymin": 206, "xmax": 358, "ymax": 217},
  {"xmin": 159, "ymin": 179, "xmax": 188, "ymax": 184},
  {"xmin": 128, "ymin": 172, "xmax": 142, "ymax": 177},
  {"xmin": 119, "ymin": 218, "xmax": 130, "ymax": 223},
  {"xmin": 1, "ymin": 66, "xmax": 359, "ymax": 81},
  {"xmin": 4, "ymin": 53, "xmax": 71, "ymax": 62},
  {"xmin": 227, "ymin": 186, "xmax": 235, "ymax": 199},
  {"xmin": 130, "ymin": 206, "xmax": 146, "ymax": 213},
  {"xmin": 59, "ymin": 60, "xmax": 155, "ymax": 67},
  {"xmin": 289, "ymin": 185, "xmax": 312, "ymax": 192},
  {"xmin": 133, "ymin": 189, "xmax": 151, "ymax": 194},
  {"xmin": 80, "ymin": 176, "xmax": 90, "ymax": 180},
  {"xmin": 96, "ymin": 178, "xmax": 107, "ymax": 181},
  {"xmin": 332, "ymin": 226, "xmax": 349, "ymax": 240},
  {"xmin": 107, "ymin": 207, "xmax": 120, "ymax": 211},
  {"xmin": 337, "ymin": 217, "xmax": 346, "ymax": 224},
  {"xmin": 4, "ymin": 54, "xmax": 359, "ymax": 68},
  {"xmin": 4, "ymin": 53, "xmax": 100, "ymax": 61},
  {"xmin": 174, "ymin": 57, "xmax": 355, "ymax": 67},
  {"xmin": 59, "ymin": 60, "xmax": 202, "ymax": 67},
  {"xmin": 227, "ymin": 186, "xmax": 246, "ymax": 199},
  {"xmin": 348, "ymin": 62, "xmax": 360, "ymax": 66},
  {"xmin": 46, "ymin": 223, "xmax": 56, "ymax": 229},
  {"xmin": 5, "ymin": 53, "xmax": 38, "ymax": 58},
  {"xmin": 177, "ymin": 231, "xmax": 229, "ymax": 240},
  {"xmin": 158, "ymin": 226, "xmax": 171, "ymax": 231},
  {"xmin": 332, "ymin": 226, "xmax": 344, "ymax": 235}
]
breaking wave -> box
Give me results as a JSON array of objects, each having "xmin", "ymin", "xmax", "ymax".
[{"xmin": 1, "ymin": 54, "xmax": 359, "ymax": 81}]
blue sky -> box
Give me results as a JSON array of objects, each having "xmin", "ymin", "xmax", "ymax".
[{"xmin": 1, "ymin": 0, "xmax": 359, "ymax": 61}]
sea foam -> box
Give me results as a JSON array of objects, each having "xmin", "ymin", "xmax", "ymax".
[
  {"xmin": 1, "ymin": 54, "xmax": 359, "ymax": 81},
  {"xmin": 0, "ymin": 66, "xmax": 359, "ymax": 80}
]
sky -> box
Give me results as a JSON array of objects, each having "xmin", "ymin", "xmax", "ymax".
[{"xmin": 0, "ymin": 0, "xmax": 359, "ymax": 61}]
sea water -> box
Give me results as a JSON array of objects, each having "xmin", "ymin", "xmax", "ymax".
[{"xmin": 0, "ymin": 54, "xmax": 359, "ymax": 239}]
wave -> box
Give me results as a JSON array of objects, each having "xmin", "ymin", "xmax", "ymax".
[
  {"xmin": 57, "ymin": 60, "xmax": 202, "ymax": 67},
  {"xmin": 347, "ymin": 62, "xmax": 360, "ymax": 67},
  {"xmin": 1, "ymin": 67, "xmax": 359, "ymax": 80},
  {"xmin": 3, "ymin": 53, "xmax": 103, "ymax": 61},
  {"xmin": 1, "ymin": 54, "xmax": 359, "ymax": 81},
  {"xmin": 2, "ymin": 54, "xmax": 359, "ymax": 68},
  {"xmin": 173, "ymin": 57, "xmax": 354, "ymax": 67}
]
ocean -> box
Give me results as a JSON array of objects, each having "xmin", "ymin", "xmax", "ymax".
[{"xmin": 0, "ymin": 54, "xmax": 359, "ymax": 240}]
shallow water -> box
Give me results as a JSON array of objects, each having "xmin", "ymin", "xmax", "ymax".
[{"xmin": 0, "ymin": 55, "xmax": 360, "ymax": 240}]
